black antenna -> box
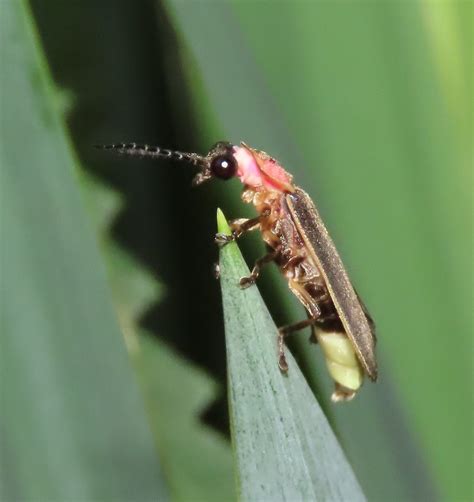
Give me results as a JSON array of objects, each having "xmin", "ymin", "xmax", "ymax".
[{"xmin": 95, "ymin": 143, "xmax": 207, "ymax": 168}]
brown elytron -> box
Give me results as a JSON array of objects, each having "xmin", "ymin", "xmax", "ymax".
[
  {"xmin": 98, "ymin": 140, "xmax": 378, "ymax": 401},
  {"xmin": 286, "ymin": 189, "xmax": 377, "ymax": 380}
]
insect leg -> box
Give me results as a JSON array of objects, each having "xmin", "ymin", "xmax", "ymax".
[
  {"xmin": 215, "ymin": 213, "xmax": 266, "ymax": 247},
  {"xmin": 277, "ymin": 318, "xmax": 317, "ymax": 372},
  {"xmin": 239, "ymin": 249, "xmax": 279, "ymax": 289}
]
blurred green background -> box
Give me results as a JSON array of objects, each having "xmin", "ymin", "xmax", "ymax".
[{"xmin": 1, "ymin": 0, "xmax": 472, "ymax": 500}]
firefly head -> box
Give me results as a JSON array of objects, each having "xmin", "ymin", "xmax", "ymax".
[
  {"xmin": 191, "ymin": 141, "xmax": 237, "ymax": 185},
  {"xmin": 204, "ymin": 141, "xmax": 295, "ymax": 193},
  {"xmin": 207, "ymin": 141, "xmax": 237, "ymax": 180}
]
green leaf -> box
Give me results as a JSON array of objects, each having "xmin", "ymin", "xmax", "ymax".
[
  {"xmin": 0, "ymin": 2, "xmax": 167, "ymax": 499},
  {"xmin": 83, "ymin": 175, "xmax": 235, "ymax": 501},
  {"xmin": 162, "ymin": 1, "xmax": 471, "ymax": 498},
  {"xmin": 217, "ymin": 209, "xmax": 365, "ymax": 501},
  {"xmin": 135, "ymin": 336, "xmax": 236, "ymax": 502}
]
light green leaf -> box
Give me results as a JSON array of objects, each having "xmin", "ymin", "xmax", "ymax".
[
  {"xmin": 162, "ymin": 0, "xmax": 471, "ymax": 498},
  {"xmin": 0, "ymin": 2, "xmax": 167, "ymax": 499},
  {"xmin": 217, "ymin": 209, "xmax": 365, "ymax": 501}
]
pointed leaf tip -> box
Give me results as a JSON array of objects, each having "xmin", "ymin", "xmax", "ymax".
[{"xmin": 216, "ymin": 207, "xmax": 231, "ymax": 235}]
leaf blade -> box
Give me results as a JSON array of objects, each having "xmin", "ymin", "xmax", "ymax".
[
  {"xmin": 83, "ymin": 175, "xmax": 236, "ymax": 502},
  {"xmin": 0, "ymin": 2, "xmax": 167, "ymax": 499},
  {"xmin": 217, "ymin": 210, "xmax": 365, "ymax": 501}
]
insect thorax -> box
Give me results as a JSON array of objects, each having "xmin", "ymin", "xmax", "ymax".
[{"xmin": 247, "ymin": 189, "xmax": 332, "ymax": 320}]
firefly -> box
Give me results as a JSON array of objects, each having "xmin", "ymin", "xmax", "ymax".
[{"xmin": 97, "ymin": 141, "xmax": 378, "ymax": 401}]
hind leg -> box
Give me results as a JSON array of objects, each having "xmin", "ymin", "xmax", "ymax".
[{"xmin": 277, "ymin": 318, "xmax": 318, "ymax": 371}]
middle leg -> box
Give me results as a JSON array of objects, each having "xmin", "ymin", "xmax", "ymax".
[{"xmin": 239, "ymin": 248, "xmax": 280, "ymax": 289}]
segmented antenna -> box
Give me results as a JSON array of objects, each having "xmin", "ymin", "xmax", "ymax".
[{"xmin": 95, "ymin": 143, "xmax": 206, "ymax": 168}]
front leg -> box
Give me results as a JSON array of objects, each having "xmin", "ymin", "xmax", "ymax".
[
  {"xmin": 214, "ymin": 215, "xmax": 261, "ymax": 247},
  {"xmin": 239, "ymin": 248, "xmax": 280, "ymax": 289}
]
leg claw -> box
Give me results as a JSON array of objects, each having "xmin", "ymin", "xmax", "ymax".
[
  {"xmin": 215, "ymin": 232, "xmax": 235, "ymax": 247},
  {"xmin": 213, "ymin": 262, "xmax": 220, "ymax": 280},
  {"xmin": 278, "ymin": 355, "xmax": 289, "ymax": 372},
  {"xmin": 239, "ymin": 276, "xmax": 256, "ymax": 289},
  {"xmin": 278, "ymin": 330, "xmax": 289, "ymax": 372}
]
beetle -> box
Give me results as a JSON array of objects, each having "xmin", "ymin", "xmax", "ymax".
[{"xmin": 98, "ymin": 141, "xmax": 378, "ymax": 401}]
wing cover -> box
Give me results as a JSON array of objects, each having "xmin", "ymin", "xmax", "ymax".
[{"xmin": 286, "ymin": 188, "xmax": 378, "ymax": 380}]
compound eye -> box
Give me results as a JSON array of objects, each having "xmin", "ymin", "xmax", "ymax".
[{"xmin": 210, "ymin": 154, "xmax": 237, "ymax": 180}]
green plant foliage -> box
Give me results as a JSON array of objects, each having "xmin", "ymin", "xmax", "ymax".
[
  {"xmin": 217, "ymin": 210, "xmax": 365, "ymax": 501},
  {"xmin": 164, "ymin": 1, "xmax": 471, "ymax": 500},
  {"xmin": 83, "ymin": 176, "xmax": 235, "ymax": 502},
  {"xmin": 0, "ymin": 2, "xmax": 167, "ymax": 500},
  {"xmin": 135, "ymin": 337, "xmax": 235, "ymax": 502},
  {"xmin": 4, "ymin": 0, "xmax": 471, "ymax": 499}
]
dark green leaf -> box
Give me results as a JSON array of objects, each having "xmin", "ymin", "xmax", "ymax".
[{"xmin": 83, "ymin": 176, "xmax": 235, "ymax": 502}]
